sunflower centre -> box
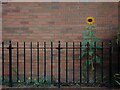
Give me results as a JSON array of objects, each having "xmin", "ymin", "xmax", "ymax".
[{"xmin": 88, "ymin": 19, "xmax": 92, "ymax": 22}]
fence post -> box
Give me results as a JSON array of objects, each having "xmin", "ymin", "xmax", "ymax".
[
  {"xmin": 2, "ymin": 42, "xmax": 4, "ymax": 84},
  {"xmin": 94, "ymin": 42, "xmax": 96, "ymax": 83},
  {"xmin": 73, "ymin": 42, "xmax": 75, "ymax": 84},
  {"xmin": 80, "ymin": 42, "xmax": 82, "ymax": 84},
  {"xmin": 66, "ymin": 42, "xmax": 68, "ymax": 83},
  {"xmin": 51, "ymin": 42, "xmax": 53, "ymax": 83},
  {"xmin": 17, "ymin": 42, "xmax": 19, "ymax": 82},
  {"xmin": 87, "ymin": 42, "xmax": 89, "ymax": 84},
  {"xmin": 117, "ymin": 41, "xmax": 120, "ymax": 73},
  {"xmin": 44, "ymin": 42, "xmax": 46, "ymax": 82},
  {"xmin": 101, "ymin": 42, "xmax": 104, "ymax": 83},
  {"xmin": 9, "ymin": 41, "xmax": 12, "ymax": 87},
  {"xmin": 2, "ymin": 42, "xmax": 4, "ymax": 83},
  {"xmin": 109, "ymin": 41, "xmax": 112, "ymax": 87},
  {"xmin": 37, "ymin": 42, "xmax": 39, "ymax": 82},
  {"xmin": 30, "ymin": 42, "xmax": 32, "ymax": 82},
  {"xmin": 24, "ymin": 42, "xmax": 26, "ymax": 82},
  {"xmin": 58, "ymin": 41, "xmax": 61, "ymax": 88}
]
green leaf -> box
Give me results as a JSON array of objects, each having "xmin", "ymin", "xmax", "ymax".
[
  {"xmin": 96, "ymin": 44, "xmax": 102, "ymax": 48},
  {"xmin": 85, "ymin": 26, "xmax": 89, "ymax": 29},
  {"xmin": 13, "ymin": 68, "xmax": 17, "ymax": 73},
  {"xmin": 84, "ymin": 60, "xmax": 92, "ymax": 66},
  {"xmin": 92, "ymin": 26, "xmax": 95, "ymax": 28},
  {"xmin": 115, "ymin": 80, "xmax": 120, "ymax": 85},
  {"xmin": 93, "ymin": 38, "xmax": 101, "ymax": 42},
  {"xmin": 91, "ymin": 43, "xmax": 102, "ymax": 49},
  {"xmin": 81, "ymin": 40, "xmax": 91, "ymax": 45},
  {"xmin": 115, "ymin": 73, "xmax": 120, "ymax": 76},
  {"xmin": 89, "ymin": 51, "xmax": 94, "ymax": 56},
  {"xmin": 81, "ymin": 52, "xmax": 87, "ymax": 57},
  {"xmin": 93, "ymin": 56, "xmax": 101, "ymax": 64}
]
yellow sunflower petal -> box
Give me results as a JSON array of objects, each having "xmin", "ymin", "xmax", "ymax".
[{"xmin": 86, "ymin": 16, "xmax": 95, "ymax": 25}]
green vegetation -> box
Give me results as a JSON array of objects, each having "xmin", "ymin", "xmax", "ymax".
[
  {"xmin": 117, "ymin": 27, "xmax": 120, "ymax": 45},
  {"xmin": 81, "ymin": 24, "xmax": 102, "ymax": 82},
  {"xmin": 112, "ymin": 72, "xmax": 120, "ymax": 87}
]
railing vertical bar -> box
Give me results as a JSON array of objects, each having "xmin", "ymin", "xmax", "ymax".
[
  {"xmin": 101, "ymin": 42, "xmax": 104, "ymax": 83},
  {"xmin": 37, "ymin": 42, "xmax": 39, "ymax": 82},
  {"xmin": 44, "ymin": 42, "xmax": 46, "ymax": 82},
  {"xmin": 87, "ymin": 42, "xmax": 89, "ymax": 84},
  {"xmin": 66, "ymin": 42, "xmax": 68, "ymax": 83},
  {"xmin": 30, "ymin": 42, "xmax": 32, "ymax": 82},
  {"xmin": 94, "ymin": 42, "xmax": 96, "ymax": 83},
  {"xmin": 80, "ymin": 42, "xmax": 82, "ymax": 84},
  {"xmin": 58, "ymin": 41, "xmax": 61, "ymax": 88},
  {"xmin": 24, "ymin": 42, "xmax": 26, "ymax": 82},
  {"xmin": 109, "ymin": 41, "xmax": 112, "ymax": 87},
  {"xmin": 2, "ymin": 41, "xmax": 4, "ymax": 83},
  {"xmin": 51, "ymin": 42, "xmax": 53, "ymax": 83},
  {"xmin": 117, "ymin": 41, "xmax": 120, "ymax": 73},
  {"xmin": 17, "ymin": 42, "xmax": 19, "ymax": 82},
  {"xmin": 73, "ymin": 42, "xmax": 75, "ymax": 84},
  {"xmin": 9, "ymin": 41, "xmax": 12, "ymax": 87}
]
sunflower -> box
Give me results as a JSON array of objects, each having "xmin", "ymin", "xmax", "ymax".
[{"xmin": 86, "ymin": 16, "xmax": 95, "ymax": 25}]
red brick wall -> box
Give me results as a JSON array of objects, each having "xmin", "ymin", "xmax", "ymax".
[
  {"xmin": 2, "ymin": 2, "xmax": 119, "ymax": 82},
  {"xmin": 2, "ymin": 2, "xmax": 118, "ymax": 43}
]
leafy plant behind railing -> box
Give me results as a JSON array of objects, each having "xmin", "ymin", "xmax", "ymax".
[
  {"xmin": 81, "ymin": 17, "xmax": 102, "ymax": 82},
  {"xmin": 4, "ymin": 67, "xmax": 54, "ymax": 87},
  {"xmin": 112, "ymin": 72, "xmax": 120, "ymax": 87}
]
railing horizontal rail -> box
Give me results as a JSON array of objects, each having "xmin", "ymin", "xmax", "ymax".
[{"xmin": 0, "ymin": 47, "xmax": 111, "ymax": 49}]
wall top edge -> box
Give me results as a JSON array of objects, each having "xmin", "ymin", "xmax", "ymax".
[{"xmin": 0, "ymin": 0, "xmax": 120, "ymax": 2}]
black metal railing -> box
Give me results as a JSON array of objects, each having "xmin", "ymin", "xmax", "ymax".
[{"xmin": 1, "ymin": 41, "xmax": 120, "ymax": 88}]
